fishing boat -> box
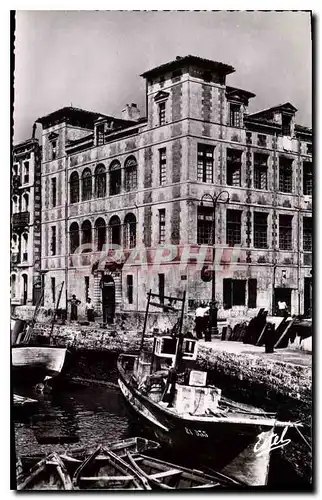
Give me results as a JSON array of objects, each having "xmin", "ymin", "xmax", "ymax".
[
  {"xmin": 117, "ymin": 290, "xmax": 302, "ymax": 486},
  {"xmin": 11, "ymin": 282, "xmax": 67, "ymax": 385},
  {"xmin": 17, "ymin": 452, "xmax": 73, "ymax": 490},
  {"xmin": 19, "ymin": 436, "xmax": 160, "ymax": 474},
  {"xmin": 127, "ymin": 452, "xmax": 245, "ymax": 489},
  {"xmin": 73, "ymin": 445, "xmax": 152, "ymax": 490}
]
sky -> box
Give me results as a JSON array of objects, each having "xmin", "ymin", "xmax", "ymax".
[{"xmin": 13, "ymin": 10, "xmax": 312, "ymax": 143}]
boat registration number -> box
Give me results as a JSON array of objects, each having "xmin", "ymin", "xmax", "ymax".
[{"xmin": 185, "ymin": 427, "xmax": 208, "ymax": 438}]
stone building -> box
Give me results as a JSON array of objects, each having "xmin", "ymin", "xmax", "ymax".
[
  {"xmin": 11, "ymin": 136, "xmax": 42, "ymax": 307},
  {"xmin": 35, "ymin": 55, "xmax": 312, "ymax": 319}
]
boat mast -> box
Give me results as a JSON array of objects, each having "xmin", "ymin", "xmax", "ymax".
[
  {"xmin": 173, "ymin": 290, "xmax": 186, "ymax": 371},
  {"xmin": 49, "ymin": 281, "xmax": 64, "ymax": 339},
  {"xmin": 139, "ymin": 289, "xmax": 152, "ymax": 352}
]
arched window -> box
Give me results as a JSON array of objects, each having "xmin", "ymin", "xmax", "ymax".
[
  {"xmin": 22, "ymin": 233, "xmax": 28, "ymax": 261},
  {"xmin": 95, "ymin": 218, "xmax": 106, "ymax": 251},
  {"xmin": 123, "ymin": 213, "xmax": 137, "ymax": 249},
  {"xmin": 109, "ymin": 161, "xmax": 121, "ymax": 196},
  {"xmin": 22, "ymin": 192, "xmax": 29, "ymax": 212},
  {"xmin": 11, "ymin": 274, "xmax": 16, "ymax": 298},
  {"xmin": 81, "ymin": 220, "xmax": 92, "ymax": 252},
  {"xmin": 12, "ymin": 196, "xmax": 19, "ymax": 214},
  {"xmin": 70, "ymin": 222, "xmax": 80, "ymax": 253},
  {"xmin": 94, "ymin": 164, "xmax": 106, "ymax": 198},
  {"xmin": 82, "ymin": 168, "xmax": 92, "ymax": 201},
  {"xmin": 109, "ymin": 215, "xmax": 121, "ymax": 246},
  {"xmin": 124, "ymin": 156, "xmax": 138, "ymax": 192},
  {"xmin": 11, "ymin": 233, "xmax": 19, "ymax": 253},
  {"xmin": 70, "ymin": 172, "xmax": 79, "ymax": 204}
]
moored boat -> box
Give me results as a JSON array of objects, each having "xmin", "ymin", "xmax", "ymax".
[
  {"xmin": 17, "ymin": 452, "xmax": 73, "ymax": 490},
  {"xmin": 73, "ymin": 445, "xmax": 152, "ymax": 490},
  {"xmin": 18, "ymin": 436, "xmax": 160, "ymax": 475},
  {"xmin": 117, "ymin": 290, "xmax": 303, "ymax": 486},
  {"xmin": 127, "ymin": 452, "xmax": 246, "ymax": 489},
  {"xmin": 12, "ymin": 344, "xmax": 67, "ymax": 385}
]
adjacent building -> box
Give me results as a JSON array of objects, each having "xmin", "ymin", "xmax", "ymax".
[
  {"xmin": 11, "ymin": 136, "xmax": 42, "ymax": 307},
  {"xmin": 31, "ymin": 55, "xmax": 312, "ymax": 319}
]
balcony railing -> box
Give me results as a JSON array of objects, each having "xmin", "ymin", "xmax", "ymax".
[{"xmin": 12, "ymin": 211, "xmax": 30, "ymax": 228}]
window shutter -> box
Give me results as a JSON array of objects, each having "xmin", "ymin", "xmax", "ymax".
[
  {"xmin": 248, "ymin": 279, "xmax": 257, "ymax": 308},
  {"xmin": 223, "ymin": 279, "xmax": 232, "ymax": 309}
]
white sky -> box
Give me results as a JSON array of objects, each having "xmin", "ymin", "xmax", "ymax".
[{"xmin": 13, "ymin": 10, "xmax": 312, "ymax": 143}]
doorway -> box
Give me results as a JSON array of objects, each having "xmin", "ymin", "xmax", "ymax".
[
  {"xmin": 304, "ymin": 277, "xmax": 312, "ymax": 318},
  {"xmin": 274, "ymin": 288, "xmax": 292, "ymax": 316},
  {"xmin": 101, "ymin": 274, "xmax": 115, "ymax": 324}
]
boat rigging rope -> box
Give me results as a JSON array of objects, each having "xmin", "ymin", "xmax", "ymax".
[{"xmin": 294, "ymin": 425, "xmax": 312, "ymax": 452}]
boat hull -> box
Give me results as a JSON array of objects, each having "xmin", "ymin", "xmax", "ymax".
[
  {"xmin": 12, "ymin": 346, "xmax": 67, "ymax": 384},
  {"xmin": 117, "ymin": 361, "xmax": 275, "ymax": 486}
]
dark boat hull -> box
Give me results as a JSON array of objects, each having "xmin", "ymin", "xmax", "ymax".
[{"xmin": 117, "ymin": 360, "xmax": 275, "ymax": 486}]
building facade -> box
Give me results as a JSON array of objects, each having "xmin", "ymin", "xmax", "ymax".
[
  {"xmin": 35, "ymin": 55, "xmax": 312, "ymax": 318},
  {"xmin": 11, "ymin": 137, "xmax": 42, "ymax": 306}
]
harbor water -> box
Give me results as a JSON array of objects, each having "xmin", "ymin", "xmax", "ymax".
[{"xmin": 12, "ymin": 351, "xmax": 311, "ymax": 489}]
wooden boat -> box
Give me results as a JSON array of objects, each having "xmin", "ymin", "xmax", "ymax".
[
  {"xmin": 11, "ymin": 284, "xmax": 67, "ymax": 385},
  {"xmin": 13, "ymin": 393, "xmax": 38, "ymax": 407},
  {"xmin": 18, "ymin": 436, "xmax": 160, "ymax": 475},
  {"xmin": 127, "ymin": 452, "xmax": 245, "ymax": 489},
  {"xmin": 17, "ymin": 452, "xmax": 73, "ymax": 490},
  {"xmin": 73, "ymin": 445, "xmax": 152, "ymax": 490},
  {"xmin": 117, "ymin": 290, "xmax": 303, "ymax": 486},
  {"xmin": 12, "ymin": 344, "xmax": 67, "ymax": 384}
]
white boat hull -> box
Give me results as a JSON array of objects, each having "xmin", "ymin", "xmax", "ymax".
[{"xmin": 12, "ymin": 346, "xmax": 67, "ymax": 383}]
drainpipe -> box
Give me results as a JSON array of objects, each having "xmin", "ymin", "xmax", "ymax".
[{"xmin": 64, "ymin": 145, "xmax": 69, "ymax": 315}]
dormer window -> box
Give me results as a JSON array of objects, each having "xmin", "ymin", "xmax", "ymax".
[
  {"xmin": 159, "ymin": 102, "xmax": 166, "ymax": 126},
  {"xmin": 282, "ymin": 114, "xmax": 292, "ymax": 136},
  {"xmin": 230, "ymin": 104, "xmax": 241, "ymax": 127},
  {"xmin": 96, "ymin": 124, "xmax": 105, "ymax": 146}
]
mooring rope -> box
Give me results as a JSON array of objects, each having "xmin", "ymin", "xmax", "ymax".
[{"xmin": 294, "ymin": 424, "xmax": 312, "ymax": 452}]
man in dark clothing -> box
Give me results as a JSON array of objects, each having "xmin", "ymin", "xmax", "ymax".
[{"xmin": 68, "ymin": 295, "xmax": 81, "ymax": 321}]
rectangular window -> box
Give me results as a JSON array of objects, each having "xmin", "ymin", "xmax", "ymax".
[
  {"xmin": 159, "ymin": 102, "xmax": 166, "ymax": 126},
  {"xmin": 197, "ymin": 144, "xmax": 214, "ymax": 183},
  {"xmin": 96, "ymin": 125, "xmax": 105, "ymax": 146},
  {"xmin": 229, "ymin": 104, "xmax": 241, "ymax": 127},
  {"xmin": 226, "ymin": 209, "xmax": 242, "ymax": 246},
  {"xmin": 254, "ymin": 153, "xmax": 268, "ymax": 190},
  {"xmin": 51, "ymin": 177, "xmax": 57, "ymax": 207},
  {"xmin": 51, "ymin": 140, "xmax": 57, "ymax": 160},
  {"xmin": 257, "ymin": 134, "xmax": 267, "ymax": 147},
  {"xmin": 307, "ymin": 143, "xmax": 312, "ymax": 155},
  {"xmin": 303, "ymin": 217, "xmax": 312, "ymax": 252},
  {"xmin": 248, "ymin": 279, "xmax": 257, "ymax": 308},
  {"xmin": 51, "ymin": 277, "xmax": 56, "ymax": 304},
  {"xmin": 159, "ymin": 209, "xmax": 166, "ymax": 244},
  {"xmin": 279, "ymin": 215, "xmax": 293, "ymax": 250},
  {"xmin": 223, "ymin": 279, "xmax": 246, "ymax": 308},
  {"xmin": 282, "ymin": 115, "xmax": 292, "ymax": 136},
  {"xmin": 158, "ymin": 273, "xmax": 165, "ymax": 305},
  {"xmin": 246, "ymin": 132, "xmax": 252, "ymax": 144},
  {"xmin": 51, "ymin": 226, "xmax": 57, "ymax": 256},
  {"xmin": 127, "ymin": 275, "xmax": 133, "ymax": 304},
  {"xmin": 23, "ymin": 161, "xmax": 29, "ymax": 184},
  {"xmin": 226, "ymin": 149, "xmax": 242, "ymax": 186},
  {"xmin": 84, "ymin": 276, "xmax": 89, "ymax": 301},
  {"xmin": 279, "ymin": 157, "xmax": 293, "ymax": 193},
  {"xmin": 254, "ymin": 212, "xmax": 268, "ymax": 248},
  {"xmin": 303, "ymin": 162, "xmax": 312, "ymax": 195},
  {"xmin": 197, "ymin": 206, "xmax": 213, "ymax": 245},
  {"xmin": 159, "ymin": 148, "xmax": 167, "ymax": 185}
]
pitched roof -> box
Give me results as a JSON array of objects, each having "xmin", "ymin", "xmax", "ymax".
[
  {"xmin": 249, "ymin": 102, "xmax": 297, "ymax": 119},
  {"xmin": 140, "ymin": 55, "xmax": 235, "ymax": 79}
]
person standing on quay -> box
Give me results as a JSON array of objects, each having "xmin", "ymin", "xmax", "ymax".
[
  {"xmin": 85, "ymin": 297, "xmax": 95, "ymax": 322},
  {"xmin": 68, "ymin": 294, "xmax": 81, "ymax": 321}
]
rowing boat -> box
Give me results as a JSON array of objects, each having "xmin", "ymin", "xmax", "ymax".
[
  {"xmin": 17, "ymin": 452, "xmax": 73, "ymax": 490},
  {"xmin": 73, "ymin": 445, "xmax": 152, "ymax": 490},
  {"xmin": 127, "ymin": 452, "xmax": 245, "ymax": 489}
]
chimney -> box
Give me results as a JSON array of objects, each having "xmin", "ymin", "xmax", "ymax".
[{"xmin": 122, "ymin": 103, "xmax": 140, "ymax": 122}]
